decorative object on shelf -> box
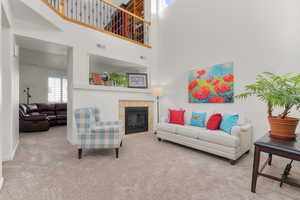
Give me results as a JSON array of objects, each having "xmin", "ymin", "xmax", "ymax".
[
  {"xmin": 237, "ymin": 72, "xmax": 300, "ymax": 140},
  {"xmin": 101, "ymin": 72, "xmax": 111, "ymax": 86},
  {"xmin": 110, "ymin": 73, "xmax": 128, "ymax": 87},
  {"xmin": 188, "ymin": 62, "xmax": 234, "ymax": 103},
  {"xmin": 89, "ymin": 73, "xmax": 102, "ymax": 85},
  {"xmin": 24, "ymin": 87, "xmax": 32, "ymax": 105},
  {"xmin": 152, "ymin": 87, "xmax": 164, "ymax": 124},
  {"xmin": 127, "ymin": 73, "xmax": 148, "ymax": 88}
]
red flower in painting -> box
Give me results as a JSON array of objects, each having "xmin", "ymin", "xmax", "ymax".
[
  {"xmin": 196, "ymin": 70, "xmax": 206, "ymax": 79},
  {"xmin": 197, "ymin": 70, "xmax": 206, "ymax": 76},
  {"xmin": 206, "ymin": 78, "xmax": 213, "ymax": 83},
  {"xmin": 214, "ymin": 83, "xmax": 231, "ymax": 93},
  {"xmin": 192, "ymin": 86, "xmax": 211, "ymax": 99},
  {"xmin": 223, "ymin": 74, "xmax": 234, "ymax": 82},
  {"xmin": 212, "ymin": 79, "xmax": 220, "ymax": 86},
  {"xmin": 209, "ymin": 97, "xmax": 225, "ymax": 103},
  {"xmin": 189, "ymin": 80, "xmax": 198, "ymax": 92}
]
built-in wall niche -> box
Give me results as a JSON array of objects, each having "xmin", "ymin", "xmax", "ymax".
[{"xmin": 89, "ymin": 54, "xmax": 149, "ymax": 89}]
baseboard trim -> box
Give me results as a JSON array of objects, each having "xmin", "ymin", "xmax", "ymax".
[
  {"xmin": 3, "ymin": 140, "xmax": 19, "ymax": 161},
  {"xmin": 0, "ymin": 177, "xmax": 4, "ymax": 190},
  {"xmin": 10, "ymin": 140, "xmax": 19, "ymax": 160}
]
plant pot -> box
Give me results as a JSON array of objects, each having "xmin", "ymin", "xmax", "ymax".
[{"xmin": 268, "ymin": 117, "xmax": 299, "ymax": 140}]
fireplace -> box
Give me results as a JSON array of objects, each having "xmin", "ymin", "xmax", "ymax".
[{"xmin": 125, "ymin": 107, "xmax": 148, "ymax": 134}]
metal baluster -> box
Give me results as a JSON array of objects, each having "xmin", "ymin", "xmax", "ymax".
[
  {"xmin": 105, "ymin": 3, "xmax": 108, "ymax": 30},
  {"xmin": 78, "ymin": 0, "xmax": 81, "ymax": 22},
  {"xmin": 89, "ymin": 0, "xmax": 92, "ymax": 26},
  {"xmin": 93, "ymin": 0, "xmax": 96, "ymax": 27},
  {"xmin": 92, "ymin": 0, "xmax": 95, "ymax": 27},
  {"xmin": 99, "ymin": 1, "xmax": 103, "ymax": 29},
  {"xmin": 72, "ymin": 0, "xmax": 76, "ymax": 20},
  {"xmin": 95, "ymin": 0, "xmax": 99, "ymax": 28},
  {"xmin": 103, "ymin": 1, "xmax": 106, "ymax": 29}
]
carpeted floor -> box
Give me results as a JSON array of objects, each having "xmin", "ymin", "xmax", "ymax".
[{"xmin": 1, "ymin": 126, "xmax": 300, "ymax": 200}]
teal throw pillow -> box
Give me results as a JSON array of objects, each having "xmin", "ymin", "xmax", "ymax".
[
  {"xmin": 190, "ymin": 112, "xmax": 206, "ymax": 127},
  {"xmin": 220, "ymin": 113, "xmax": 239, "ymax": 134}
]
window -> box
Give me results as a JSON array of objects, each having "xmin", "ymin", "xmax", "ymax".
[
  {"xmin": 48, "ymin": 77, "xmax": 68, "ymax": 103},
  {"xmin": 159, "ymin": 0, "xmax": 175, "ymax": 11}
]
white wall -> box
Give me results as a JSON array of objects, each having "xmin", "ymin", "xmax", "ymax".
[
  {"xmin": 1, "ymin": 0, "xmax": 19, "ymax": 163},
  {"xmin": 155, "ymin": 0, "xmax": 300, "ymax": 141},
  {"xmin": 11, "ymin": 0, "xmax": 154, "ymax": 144},
  {"xmin": 0, "ymin": 0, "xmax": 3, "ymax": 189},
  {"xmin": 19, "ymin": 64, "xmax": 67, "ymax": 104}
]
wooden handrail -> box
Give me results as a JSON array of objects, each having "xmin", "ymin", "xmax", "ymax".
[
  {"xmin": 39, "ymin": 0, "xmax": 151, "ymax": 48},
  {"xmin": 101, "ymin": 0, "xmax": 150, "ymax": 24}
]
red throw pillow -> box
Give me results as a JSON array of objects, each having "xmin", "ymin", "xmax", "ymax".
[
  {"xmin": 169, "ymin": 109, "xmax": 185, "ymax": 125},
  {"xmin": 206, "ymin": 113, "xmax": 222, "ymax": 130}
]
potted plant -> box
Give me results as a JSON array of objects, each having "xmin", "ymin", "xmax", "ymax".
[{"xmin": 237, "ymin": 72, "xmax": 300, "ymax": 140}]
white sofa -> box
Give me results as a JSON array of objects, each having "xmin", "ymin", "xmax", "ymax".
[{"xmin": 156, "ymin": 112, "xmax": 253, "ymax": 164}]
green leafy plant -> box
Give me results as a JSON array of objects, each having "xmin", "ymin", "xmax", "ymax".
[
  {"xmin": 109, "ymin": 73, "xmax": 128, "ymax": 86},
  {"xmin": 236, "ymin": 72, "xmax": 300, "ymax": 119}
]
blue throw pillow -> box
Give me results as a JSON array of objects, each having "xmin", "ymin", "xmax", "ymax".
[
  {"xmin": 220, "ymin": 113, "xmax": 239, "ymax": 134},
  {"xmin": 190, "ymin": 112, "xmax": 206, "ymax": 127}
]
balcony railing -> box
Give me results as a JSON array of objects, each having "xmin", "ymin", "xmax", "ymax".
[{"xmin": 41, "ymin": 0, "xmax": 151, "ymax": 48}]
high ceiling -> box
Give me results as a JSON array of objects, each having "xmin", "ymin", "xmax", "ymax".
[
  {"xmin": 16, "ymin": 36, "xmax": 70, "ymax": 71},
  {"xmin": 10, "ymin": 0, "xmax": 60, "ymax": 31}
]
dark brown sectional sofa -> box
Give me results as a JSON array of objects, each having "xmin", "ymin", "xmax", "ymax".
[{"xmin": 19, "ymin": 103, "xmax": 67, "ymax": 132}]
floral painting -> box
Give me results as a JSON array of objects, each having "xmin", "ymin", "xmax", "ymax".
[{"xmin": 188, "ymin": 62, "xmax": 234, "ymax": 103}]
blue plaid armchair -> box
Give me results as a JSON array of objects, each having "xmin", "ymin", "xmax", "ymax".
[{"xmin": 74, "ymin": 107, "xmax": 124, "ymax": 159}]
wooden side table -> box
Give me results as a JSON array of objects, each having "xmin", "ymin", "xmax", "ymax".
[{"xmin": 251, "ymin": 134, "xmax": 300, "ymax": 193}]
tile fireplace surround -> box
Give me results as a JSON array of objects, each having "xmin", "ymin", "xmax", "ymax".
[{"xmin": 119, "ymin": 100, "xmax": 154, "ymax": 133}]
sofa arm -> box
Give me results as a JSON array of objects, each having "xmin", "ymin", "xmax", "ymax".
[
  {"xmin": 160, "ymin": 116, "xmax": 169, "ymax": 123},
  {"xmin": 231, "ymin": 123, "xmax": 252, "ymax": 137},
  {"xmin": 231, "ymin": 123, "xmax": 253, "ymax": 153}
]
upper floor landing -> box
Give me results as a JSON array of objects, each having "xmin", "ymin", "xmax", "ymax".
[{"xmin": 41, "ymin": 0, "xmax": 151, "ymax": 48}]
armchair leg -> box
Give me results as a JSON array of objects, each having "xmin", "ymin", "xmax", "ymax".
[
  {"xmin": 115, "ymin": 148, "xmax": 119, "ymax": 159},
  {"xmin": 78, "ymin": 149, "xmax": 82, "ymax": 159}
]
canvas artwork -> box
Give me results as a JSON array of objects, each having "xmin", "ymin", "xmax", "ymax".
[{"xmin": 188, "ymin": 62, "xmax": 234, "ymax": 103}]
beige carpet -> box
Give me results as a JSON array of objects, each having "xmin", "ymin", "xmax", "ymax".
[{"xmin": 1, "ymin": 126, "xmax": 300, "ymax": 200}]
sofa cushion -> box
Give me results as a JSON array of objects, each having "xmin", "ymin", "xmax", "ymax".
[
  {"xmin": 221, "ymin": 111, "xmax": 246, "ymax": 125},
  {"xmin": 175, "ymin": 125, "xmax": 202, "ymax": 139},
  {"xmin": 37, "ymin": 103, "xmax": 56, "ymax": 112},
  {"xmin": 56, "ymin": 115, "xmax": 66, "ymax": 120},
  {"xmin": 220, "ymin": 113, "xmax": 239, "ymax": 134},
  {"xmin": 207, "ymin": 113, "xmax": 222, "ymax": 130},
  {"xmin": 41, "ymin": 111, "xmax": 56, "ymax": 116},
  {"xmin": 56, "ymin": 110, "xmax": 66, "ymax": 116},
  {"xmin": 27, "ymin": 104, "xmax": 39, "ymax": 113},
  {"xmin": 190, "ymin": 112, "xmax": 206, "ymax": 127},
  {"xmin": 169, "ymin": 109, "xmax": 185, "ymax": 125},
  {"xmin": 19, "ymin": 104, "xmax": 29, "ymax": 115},
  {"xmin": 55, "ymin": 103, "xmax": 67, "ymax": 111},
  {"xmin": 157, "ymin": 123, "xmax": 182, "ymax": 133},
  {"xmin": 199, "ymin": 129, "xmax": 239, "ymax": 148},
  {"xmin": 47, "ymin": 115, "xmax": 57, "ymax": 121}
]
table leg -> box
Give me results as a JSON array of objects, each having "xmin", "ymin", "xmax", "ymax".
[
  {"xmin": 251, "ymin": 146, "xmax": 261, "ymax": 193},
  {"xmin": 268, "ymin": 153, "xmax": 272, "ymax": 166}
]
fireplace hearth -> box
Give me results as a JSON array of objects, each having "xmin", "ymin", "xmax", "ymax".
[{"xmin": 125, "ymin": 107, "xmax": 148, "ymax": 134}]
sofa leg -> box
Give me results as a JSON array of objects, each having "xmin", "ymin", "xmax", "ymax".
[
  {"xmin": 230, "ymin": 159, "xmax": 236, "ymax": 165},
  {"xmin": 158, "ymin": 138, "xmax": 161, "ymax": 141},
  {"xmin": 115, "ymin": 148, "xmax": 119, "ymax": 159},
  {"xmin": 78, "ymin": 149, "xmax": 82, "ymax": 160}
]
